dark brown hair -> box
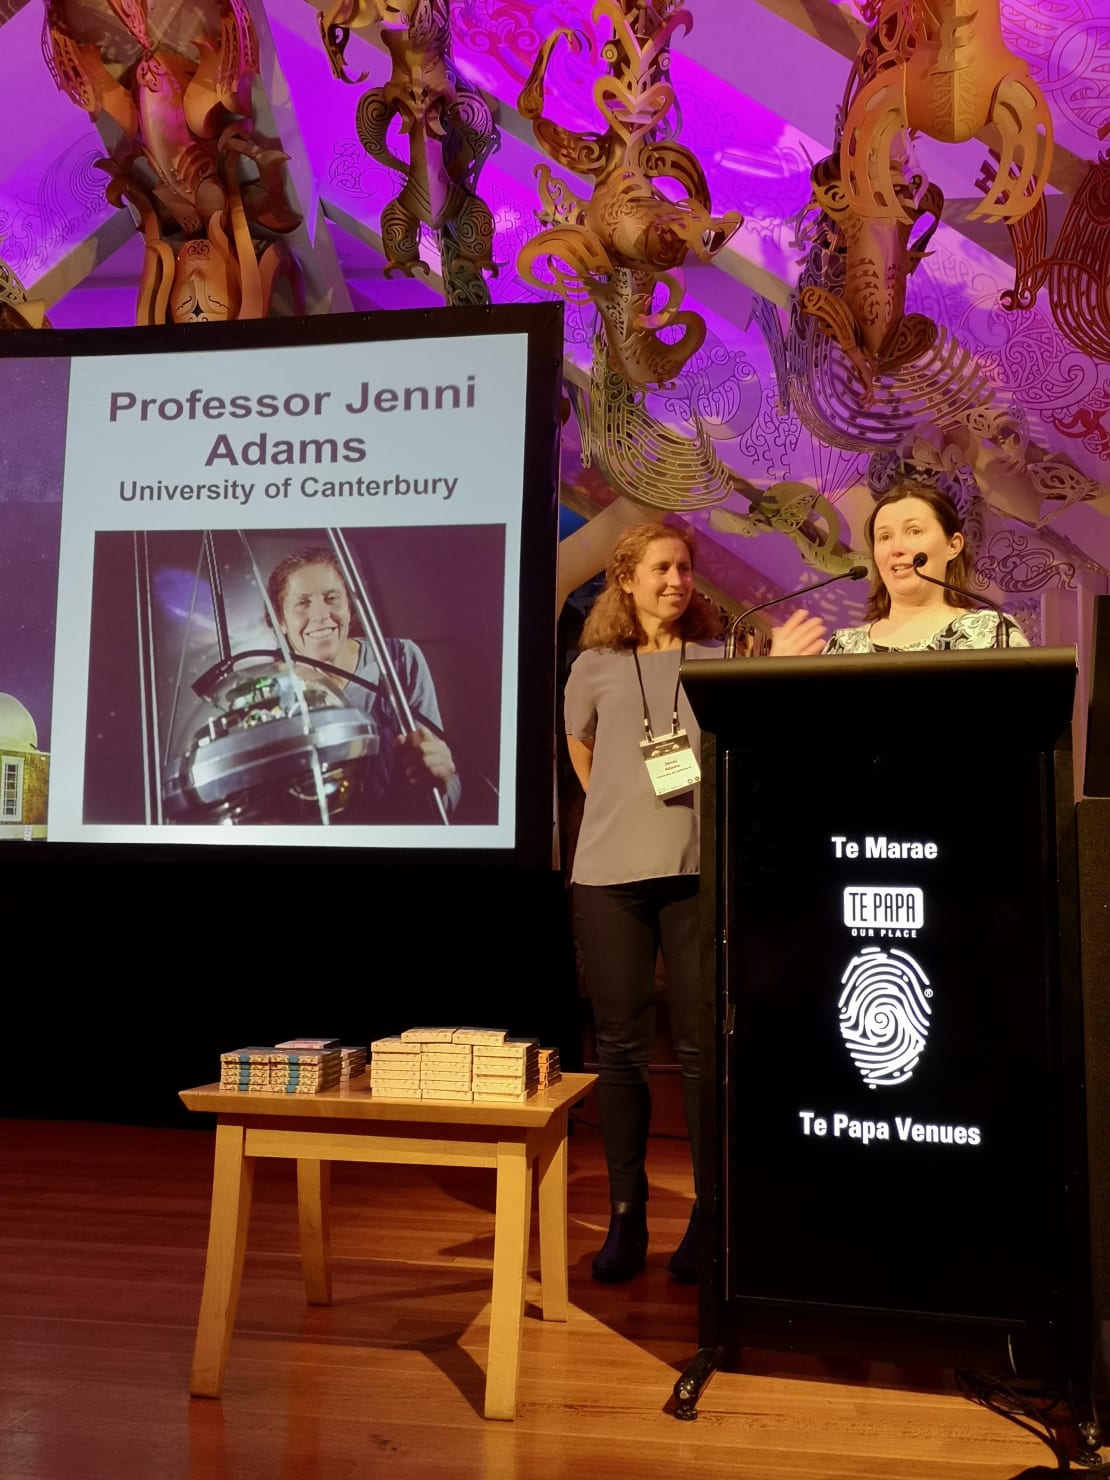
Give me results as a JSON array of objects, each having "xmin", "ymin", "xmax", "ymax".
[
  {"xmin": 864, "ymin": 484, "xmax": 974, "ymax": 621},
  {"xmin": 579, "ymin": 521, "xmax": 721, "ymax": 650}
]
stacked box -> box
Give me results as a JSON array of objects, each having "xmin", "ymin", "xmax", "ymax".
[
  {"xmin": 220, "ymin": 1046, "xmax": 342, "ymax": 1094},
  {"xmin": 420, "ymin": 1041, "xmax": 474, "ymax": 1102},
  {"xmin": 220, "ymin": 1047, "xmax": 279, "ymax": 1093},
  {"xmin": 472, "ymin": 1038, "xmax": 540, "ymax": 1103},
  {"xmin": 367, "ymin": 1028, "xmax": 538, "ymax": 1100},
  {"xmin": 537, "ymin": 1047, "xmax": 561, "ymax": 1089},
  {"xmin": 269, "ymin": 1048, "xmax": 342, "ymax": 1094},
  {"xmin": 399, "ymin": 1027, "xmax": 457, "ymax": 1045},
  {"xmin": 451, "ymin": 1027, "xmax": 507, "ymax": 1046},
  {"xmin": 338, "ymin": 1046, "xmax": 368, "ymax": 1081},
  {"xmin": 369, "ymin": 1037, "xmax": 422, "ymax": 1098},
  {"xmin": 274, "ymin": 1037, "xmax": 366, "ymax": 1083}
]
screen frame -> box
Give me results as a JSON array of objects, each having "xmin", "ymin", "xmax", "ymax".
[{"xmin": 0, "ymin": 301, "xmax": 565, "ymax": 870}]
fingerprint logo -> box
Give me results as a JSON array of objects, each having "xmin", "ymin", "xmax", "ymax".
[{"xmin": 838, "ymin": 947, "xmax": 932, "ymax": 1089}]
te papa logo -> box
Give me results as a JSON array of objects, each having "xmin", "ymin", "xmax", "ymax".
[{"xmin": 838, "ymin": 945, "xmax": 933, "ymax": 1089}]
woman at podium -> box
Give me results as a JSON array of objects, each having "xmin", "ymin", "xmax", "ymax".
[
  {"xmin": 771, "ymin": 484, "xmax": 1029, "ymax": 655},
  {"xmin": 564, "ymin": 522, "xmax": 722, "ymax": 1284}
]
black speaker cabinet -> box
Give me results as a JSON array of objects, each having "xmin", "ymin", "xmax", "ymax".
[{"xmin": 1079, "ymin": 797, "xmax": 1110, "ymax": 1321}]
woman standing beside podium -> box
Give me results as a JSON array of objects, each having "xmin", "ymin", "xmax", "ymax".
[
  {"xmin": 771, "ymin": 484, "xmax": 1029, "ymax": 656},
  {"xmin": 565, "ymin": 522, "xmax": 722, "ymax": 1284}
]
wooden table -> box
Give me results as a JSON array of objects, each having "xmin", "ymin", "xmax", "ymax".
[{"xmin": 179, "ymin": 1071, "xmax": 595, "ymax": 1420}]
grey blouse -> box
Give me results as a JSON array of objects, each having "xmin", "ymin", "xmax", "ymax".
[{"xmin": 564, "ymin": 641, "xmax": 723, "ymax": 886}]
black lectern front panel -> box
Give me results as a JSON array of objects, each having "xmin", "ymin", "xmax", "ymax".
[
  {"xmin": 724, "ymin": 745, "xmax": 1056, "ymax": 1322},
  {"xmin": 681, "ymin": 647, "xmax": 1086, "ymax": 1363}
]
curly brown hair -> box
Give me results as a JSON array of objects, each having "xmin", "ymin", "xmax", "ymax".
[
  {"xmin": 579, "ymin": 521, "xmax": 722, "ymax": 650},
  {"xmin": 864, "ymin": 484, "xmax": 974, "ymax": 621}
]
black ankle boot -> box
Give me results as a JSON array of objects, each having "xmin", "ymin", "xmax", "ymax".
[
  {"xmin": 591, "ymin": 1201, "xmax": 648, "ymax": 1283},
  {"xmin": 667, "ymin": 1202, "xmax": 699, "ymax": 1285}
]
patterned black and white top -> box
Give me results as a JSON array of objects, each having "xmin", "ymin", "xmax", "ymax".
[{"xmin": 824, "ymin": 610, "xmax": 1030, "ymax": 655}]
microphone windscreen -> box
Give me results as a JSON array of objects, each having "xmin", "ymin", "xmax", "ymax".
[
  {"xmin": 912, "ymin": 552, "xmax": 928, "ymax": 568},
  {"xmin": 849, "ymin": 565, "xmax": 869, "ymax": 580}
]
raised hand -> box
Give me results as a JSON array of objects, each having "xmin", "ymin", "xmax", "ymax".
[{"xmin": 769, "ymin": 608, "xmax": 828, "ymax": 658}]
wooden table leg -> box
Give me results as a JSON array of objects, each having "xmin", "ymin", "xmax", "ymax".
[
  {"xmin": 296, "ymin": 1159, "xmax": 332, "ymax": 1306},
  {"xmin": 190, "ymin": 1123, "xmax": 255, "ymax": 1398},
  {"xmin": 484, "ymin": 1139, "xmax": 532, "ymax": 1420},
  {"xmin": 535, "ymin": 1112, "xmax": 569, "ymax": 1323}
]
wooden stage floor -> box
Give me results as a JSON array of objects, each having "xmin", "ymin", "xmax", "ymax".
[{"xmin": 0, "ymin": 1113, "xmax": 1059, "ymax": 1479}]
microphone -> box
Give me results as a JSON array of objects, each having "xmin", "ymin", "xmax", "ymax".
[
  {"xmin": 725, "ymin": 566, "xmax": 869, "ymax": 658},
  {"xmin": 910, "ymin": 553, "xmax": 1010, "ymax": 649}
]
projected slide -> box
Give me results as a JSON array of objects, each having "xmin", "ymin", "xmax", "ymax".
[{"xmin": 0, "ymin": 314, "xmax": 550, "ymax": 850}]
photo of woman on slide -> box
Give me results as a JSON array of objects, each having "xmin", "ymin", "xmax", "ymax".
[
  {"xmin": 82, "ymin": 524, "xmax": 505, "ymax": 830},
  {"xmin": 264, "ymin": 545, "xmax": 461, "ymax": 821}
]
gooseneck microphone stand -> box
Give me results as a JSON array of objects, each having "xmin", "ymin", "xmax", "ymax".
[
  {"xmin": 911, "ymin": 554, "xmax": 1010, "ymax": 649},
  {"xmin": 724, "ymin": 566, "xmax": 870, "ymax": 658}
]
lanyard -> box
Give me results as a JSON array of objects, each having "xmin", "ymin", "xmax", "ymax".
[{"xmin": 631, "ymin": 640, "xmax": 686, "ymax": 742}]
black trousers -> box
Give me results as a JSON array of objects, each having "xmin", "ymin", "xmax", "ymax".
[{"xmin": 573, "ymin": 876, "xmax": 701, "ymax": 1206}]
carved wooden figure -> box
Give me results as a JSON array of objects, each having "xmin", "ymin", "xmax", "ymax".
[
  {"xmin": 839, "ymin": 0, "xmax": 1053, "ymax": 225},
  {"xmin": 43, "ymin": 0, "xmax": 302, "ymax": 323},
  {"xmin": 800, "ymin": 151, "xmax": 943, "ymax": 398},
  {"xmin": 0, "ymin": 259, "xmax": 50, "ymax": 330},
  {"xmin": 523, "ymin": 0, "xmax": 749, "ymax": 554},
  {"xmin": 517, "ymin": 0, "xmax": 740, "ymax": 390},
  {"xmin": 1004, "ymin": 126, "xmax": 1110, "ymax": 366},
  {"xmin": 312, "ymin": 0, "xmax": 499, "ymax": 305}
]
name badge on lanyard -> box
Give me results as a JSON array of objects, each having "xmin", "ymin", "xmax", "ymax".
[
  {"xmin": 633, "ymin": 641, "xmax": 701, "ymax": 800},
  {"xmin": 639, "ymin": 728, "xmax": 700, "ymax": 798}
]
